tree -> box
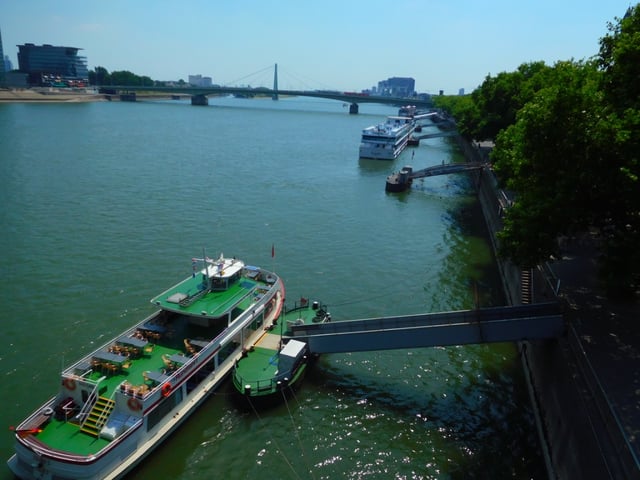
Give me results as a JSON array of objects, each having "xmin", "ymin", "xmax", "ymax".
[
  {"xmin": 432, "ymin": 94, "xmax": 479, "ymax": 140},
  {"xmin": 491, "ymin": 61, "xmax": 602, "ymax": 267},
  {"xmin": 593, "ymin": 5, "xmax": 640, "ymax": 294},
  {"xmin": 89, "ymin": 66, "xmax": 111, "ymax": 85},
  {"xmin": 88, "ymin": 68, "xmax": 156, "ymax": 87},
  {"xmin": 468, "ymin": 62, "xmax": 552, "ymax": 141},
  {"xmin": 489, "ymin": 4, "xmax": 640, "ymax": 295},
  {"xmin": 441, "ymin": 6, "xmax": 640, "ymax": 295}
]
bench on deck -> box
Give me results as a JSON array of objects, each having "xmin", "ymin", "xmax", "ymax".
[{"xmin": 143, "ymin": 370, "xmax": 170, "ymax": 386}]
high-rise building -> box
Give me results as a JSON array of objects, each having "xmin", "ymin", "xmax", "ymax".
[
  {"xmin": 0, "ymin": 27, "xmax": 6, "ymax": 86},
  {"xmin": 377, "ymin": 77, "xmax": 415, "ymax": 97},
  {"xmin": 188, "ymin": 74, "xmax": 212, "ymax": 87},
  {"xmin": 17, "ymin": 43, "xmax": 88, "ymax": 86}
]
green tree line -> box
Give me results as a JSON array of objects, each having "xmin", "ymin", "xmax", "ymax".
[
  {"xmin": 88, "ymin": 66, "xmax": 156, "ymax": 86},
  {"xmin": 434, "ymin": 5, "xmax": 640, "ymax": 297}
]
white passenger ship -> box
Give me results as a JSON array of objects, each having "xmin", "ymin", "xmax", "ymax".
[
  {"xmin": 359, "ymin": 115, "xmax": 415, "ymax": 160},
  {"xmin": 8, "ymin": 253, "xmax": 284, "ymax": 480}
]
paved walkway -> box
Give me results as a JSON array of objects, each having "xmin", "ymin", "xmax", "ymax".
[{"xmin": 547, "ymin": 235, "xmax": 640, "ymax": 467}]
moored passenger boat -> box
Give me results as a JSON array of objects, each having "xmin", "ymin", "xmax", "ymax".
[
  {"xmin": 232, "ymin": 298, "xmax": 331, "ymax": 408},
  {"xmin": 359, "ymin": 115, "xmax": 415, "ymax": 160},
  {"xmin": 8, "ymin": 252, "xmax": 284, "ymax": 480}
]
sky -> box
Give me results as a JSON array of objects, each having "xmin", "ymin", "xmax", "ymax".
[{"xmin": 1, "ymin": 0, "xmax": 635, "ymax": 94}]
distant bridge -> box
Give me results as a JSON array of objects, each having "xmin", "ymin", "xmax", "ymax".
[
  {"xmin": 104, "ymin": 85, "xmax": 432, "ymax": 113},
  {"xmin": 287, "ymin": 303, "xmax": 564, "ymax": 354},
  {"xmin": 102, "ymin": 64, "xmax": 432, "ymax": 114}
]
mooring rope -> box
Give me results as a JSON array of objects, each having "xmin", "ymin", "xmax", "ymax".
[
  {"xmin": 247, "ymin": 396, "xmax": 303, "ymax": 480},
  {"xmin": 282, "ymin": 387, "xmax": 316, "ymax": 480}
]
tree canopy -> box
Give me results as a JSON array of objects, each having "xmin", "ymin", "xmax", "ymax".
[
  {"xmin": 433, "ymin": 5, "xmax": 640, "ymax": 296},
  {"xmin": 88, "ymin": 66, "xmax": 154, "ymax": 86}
]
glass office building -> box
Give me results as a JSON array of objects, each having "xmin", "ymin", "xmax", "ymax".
[
  {"xmin": 377, "ymin": 77, "xmax": 416, "ymax": 97},
  {"xmin": 0, "ymin": 27, "xmax": 5, "ymax": 86},
  {"xmin": 17, "ymin": 43, "xmax": 89, "ymax": 86}
]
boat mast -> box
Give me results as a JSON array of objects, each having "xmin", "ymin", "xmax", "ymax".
[{"xmin": 202, "ymin": 247, "xmax": 210, "ymax": 287}]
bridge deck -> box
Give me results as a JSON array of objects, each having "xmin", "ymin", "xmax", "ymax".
[
  {"xmin": 409, "ymin": 162, "xmax": 486, "ymax": 180},
  {"xmin": 288, "ymin": 303, "xmax": 564, "ymax": 354},
  {"xmin": 105, "ymin": 85, "xmax": 433, "ymax": 109}
]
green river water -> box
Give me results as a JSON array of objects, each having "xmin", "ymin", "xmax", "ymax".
[{"xmin": 0, "ymin": 96, "xmax": 544, "ymax": 479}]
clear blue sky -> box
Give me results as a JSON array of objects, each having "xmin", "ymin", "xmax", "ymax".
[{"xmin": 1, "ymin": 0, "xmax": 634, "ymax": 94}]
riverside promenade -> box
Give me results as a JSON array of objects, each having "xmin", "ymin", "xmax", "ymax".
[
  {"xmin": 468, "ymin": 139, "xmax": 640, "ymax": 478},
  {"xmin": 545, "ymin": 235, "xmax": 640, "ymax": 478}
]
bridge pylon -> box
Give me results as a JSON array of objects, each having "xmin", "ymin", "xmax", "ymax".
[{"xmin": 272, "ymin": 63, "xmax": 278, "ymax": 101}]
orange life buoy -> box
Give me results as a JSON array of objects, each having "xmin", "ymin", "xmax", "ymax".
[
  {"xmin": 161, "ymin": 383, "xmax": 172, "ymax": 397},
  {"xmin": 63, "ymin": 378, "xmax": 76, "ymax": 391},
  {"xmin": 128, "ymin": 397, "xmax": 142, "ymax": 411}
]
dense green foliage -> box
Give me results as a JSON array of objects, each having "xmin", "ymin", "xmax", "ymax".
[
  {"xmin": 434, "ymin": 5, "xmax": 640, "ymax": 295},
  {"xmin": 88, "ymin": 66, "xmax": 154, "ymax": 86}
]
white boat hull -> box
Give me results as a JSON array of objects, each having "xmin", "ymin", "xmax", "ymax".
[
  {"xmin": 8, "ymin": 265, "xmax": 285, "ymax": 480},
  {"xmin": 359, "ymin": 115, "xmax": 414, "ymax": 160}
]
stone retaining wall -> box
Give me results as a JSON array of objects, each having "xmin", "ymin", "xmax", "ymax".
[{"xmin": 454, "ymin": 134, "xmax": 626, "ymax": 479}]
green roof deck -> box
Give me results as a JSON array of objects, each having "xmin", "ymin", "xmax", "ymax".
[
  {"xmin": 34, "ymin": 342, "xmax": 182, "ymax": 455},
  {"xmin": 232, "ymin": 302, "xmax": 329, "ymax": 395},
  {"xmin": 151, "ymin": 275, "xmax": 261, "ymax": 317},
  {"xmin": 34, "ymin": 314, "xmax": 225, "ymax": 456}
]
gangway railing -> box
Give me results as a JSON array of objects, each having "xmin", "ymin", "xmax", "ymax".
[
  {"xmin": 288, "ymin": 303, "xmax": 564, "ymax": 354},
  {"xmin": 409, "ymin": 162, "xmax": 486, "ymax": 180}
]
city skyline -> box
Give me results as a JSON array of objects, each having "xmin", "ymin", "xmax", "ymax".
[{"xmin": 1, "ymin": 0, "xmax": 634, "ymax": 94}]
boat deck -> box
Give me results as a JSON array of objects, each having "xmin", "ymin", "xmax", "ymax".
[
  {"xmin": 238, "ymin": 342, "xmax": 281, "ymax": 390},
  {"xmin": 35, "ymin": 316, "xmax": 229, "ymax": 455},
  {"xmin": 233, "ymin": 302, "xmax": 329, "ymax": 394},
  {"xmin": 9, "ymin": 259, "xmax": 284, "ymax": 480},
  {"xmin": 152, "ymin": 275, "xmax": 262, "ymax": 317}
]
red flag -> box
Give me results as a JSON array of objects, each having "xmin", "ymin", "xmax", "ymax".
[{"xmin": 271, "ymin": 244, "xmax": 275, "ymax": 258}]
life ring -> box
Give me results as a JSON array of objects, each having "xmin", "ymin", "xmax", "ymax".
[
  {"xmin": 128, "ymin": 397, "xmax": 142, "ymax": 411},
  {"xmin": 161, "ymin": 383, "xmax": 172, "ymax": 398},
  {"xmin": 63, "ymin": 378, "xmax": 76, "ymax": 391}
]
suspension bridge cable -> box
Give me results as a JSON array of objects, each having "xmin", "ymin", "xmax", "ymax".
[
  {"xmin": 225, "ymin": 64, "xmax": 275, "ymax": 86},
  {"xmin": 277, "ymin": 65, "xmax": 339, "ymax": 92}
]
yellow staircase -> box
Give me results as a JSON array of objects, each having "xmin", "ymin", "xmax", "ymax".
[{"xmin": 80, "ymin": 396, "xmax": 115, "ymax": 437}]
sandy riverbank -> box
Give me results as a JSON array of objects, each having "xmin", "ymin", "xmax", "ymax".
[{"xmin": 0, "ymin": 89, "xmax": 107, "ymax": 103}]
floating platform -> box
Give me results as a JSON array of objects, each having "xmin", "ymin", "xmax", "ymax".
[{"xmin": 385, "ymin": 166, "xmax": 414, "ymax": 192}]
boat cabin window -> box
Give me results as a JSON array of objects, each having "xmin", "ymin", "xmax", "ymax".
[
  {"xmin": 210, "ymin": 270, "xmax": 241, "ymax": 291},
  {"xmin": 210, "ymin": 277, "xmax": 228, "ymax": 291}
]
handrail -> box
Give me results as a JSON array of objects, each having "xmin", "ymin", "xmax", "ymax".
[
  {"xmin": 91, "ymin": 386, "xmax": 119, "ymax": 433},
  {"xmin": 567, "ymin": 325, "xmax": 640, "ymax": 476},
  {"xmin": 290, "ymin": 303, "xmax": 562, "ymax": 336},
  {"xmin": 77, "ymin": 382, "xmax": 101, "ymax": 426}
]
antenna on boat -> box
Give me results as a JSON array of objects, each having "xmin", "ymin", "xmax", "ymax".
[
  {"xmin": 278, "ymin": 302, "xmax": 284, "ymax": 355},
  {"xmin": 202, "ymin": 247, "xmax": 210, "ymax": 284},
  {"xmin": 271, "ymin": 243, "xmax": 275, "ymax": 267}
]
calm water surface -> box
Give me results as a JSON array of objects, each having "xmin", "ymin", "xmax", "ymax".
[{"xmin": 0, "ymin": 97, "xmax": 544, "ymax": 479}]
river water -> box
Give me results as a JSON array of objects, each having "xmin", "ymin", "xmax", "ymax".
[{"xmin": 0, "ymin": 96, "xmax": 544, "ymax": 479}]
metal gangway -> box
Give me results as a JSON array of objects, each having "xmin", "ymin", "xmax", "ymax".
[
  {"xmin": 407, "ymin": 162, "xmax": 487, "ymax": 180},
  {"xmin": 287, "ymin": 303, "xmax": 564, "ymax": 354},
  {"xmin": 413, "ymin": 130, "xmax": 459, "ymax": 140}
]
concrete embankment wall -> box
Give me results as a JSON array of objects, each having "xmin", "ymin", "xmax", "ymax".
[{"xmin": 454, "ymin": 135, "xmax": 629, "ymax": 479}]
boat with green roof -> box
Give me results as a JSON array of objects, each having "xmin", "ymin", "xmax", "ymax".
[
  {"xmin": 232, "ymin": 298, "xmax": 331, "ymax": 407},
  {"xmin": 8, "ymin": 252, "xmax": 285, "ymax": 480}
]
